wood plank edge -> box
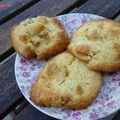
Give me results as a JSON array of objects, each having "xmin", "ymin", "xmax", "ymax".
[
  {"xmin": 0, "ymin": 48, "xmax": 15, "ymax": 63},
  {"xmin": 58, "ymin": 0, "xmax": 87, "ymax": 15},
  {"xmin": 1, "ymin": 97, "xmax": 24, "ymax": 119},
  {"xmin": 0, "ymin": 0, "xmax": 40, "ymax": 25}
]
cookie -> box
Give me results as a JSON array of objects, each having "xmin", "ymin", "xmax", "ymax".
[
  {"xmin": 11, "ymin": 16, "xmax": 69, "ymax": 59},
  {"xmin": 30, "ymin": 52, "xmax": 102, "ymax": 109},
  {"xmin": 68, "ymin": 19, "xmax": 120, "ymax": 72}
]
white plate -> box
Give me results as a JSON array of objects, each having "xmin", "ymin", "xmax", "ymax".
[{"xmin": 15, "ymin": 13, "xmax": 120, "ymax": 120}]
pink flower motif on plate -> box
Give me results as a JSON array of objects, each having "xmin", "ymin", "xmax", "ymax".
[
  {"xmin": 20, "ymin": 66, "xmax": 26, "ymax": 71},
  {"xmin": 89, "ymin": 111, "xmax": 99, "ymax": 120},
  {"xmin": 107, "ymin": 101, "xmax": 116, "ymax": 109},
  {"xmin": 23, "ymin": 72, "xmax": 30, "ymax": 78},
  {"xmin": 20, "ymin": 58, "xmax": 27, "ymax": 65},
  {"xmin": 71, "ymin": 111, "xmax": 81, "ymax": 120}
]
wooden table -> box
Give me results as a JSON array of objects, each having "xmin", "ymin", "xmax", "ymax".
[{"xmin": 0, "ymin": 0, "xmax": 120, "ymax": 120}]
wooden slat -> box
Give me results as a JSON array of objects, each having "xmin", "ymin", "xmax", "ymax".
[
  {"xmin": 10, "ymin": 1, "xmax": 120, "ymax": 120},
  {"xmin": 73, "ymin": 0, "xmax": 120, "ymax": 19},
  {"xmin": 0, "ymin": 0, "xmax": 40, "ymax": 24},
  {"xmin": 14, "ymin": 105, "xmax": 57, "ymax": 120},
  {"xmin": 0, "ymin": 0, "xmax": 82, "ymax": 60},
  {"xmin": 0, "ymin": 0, "xmax": 81, "ymax": 30},
  {"xmin": 0, "ymin": 53, "xmax": 23, "ymax": 118}
]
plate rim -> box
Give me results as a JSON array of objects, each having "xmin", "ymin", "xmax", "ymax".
[{"xmin": 15, "ymin": 13, "xmax": 120, "ymax": 120}]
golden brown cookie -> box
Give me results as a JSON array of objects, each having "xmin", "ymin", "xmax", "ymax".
[
  {"xmin": 68, "ymin": 19, "xmax": 120, "ymax": 72},
  {"xmin": 30, "ymin": 52, "xmax": 102, "ymax": 109},
  {"xmin": 11, "ymin": 16, "xmax": 69, "ymax": 59}
]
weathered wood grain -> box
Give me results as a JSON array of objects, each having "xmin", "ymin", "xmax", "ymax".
[
  {"xmin": 73, "ymin": 0, "xmax": 120, "ymax": 19},
  {"xmin": 0, "ymin": 53, "xmax": 23, "ymax": 118},
  {"xmin": 0, "ymin": 0, "xmax": 40, "ymax": 24},
  {"xmin": 14, "ymin": 105, "xmax": 57, "ymax": 120},
  {"xmin": 0, "ymin": 0, "xmax": 81, "ymax": 30},
  {"xmin": 0, "ymin": 0, "xmax": 81, "ymax": 59}
]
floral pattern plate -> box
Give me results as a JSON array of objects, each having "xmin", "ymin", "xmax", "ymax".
[{"xmin": 15, "ymin": 13, "xmax": 120, "ymax": 120}]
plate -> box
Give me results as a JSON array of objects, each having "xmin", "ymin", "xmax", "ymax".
[{"xmin": 15, "ymin": 13, "xmax": 120, "ymax": 120}]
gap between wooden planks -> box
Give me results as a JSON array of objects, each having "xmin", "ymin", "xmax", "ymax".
[
  {"xmin": 0, "ymin": 0, "xmax": 40, "ymax": 24},
  {"xmin": 0, "ymin": 0, "xmax": 40, "ymax": 25}
]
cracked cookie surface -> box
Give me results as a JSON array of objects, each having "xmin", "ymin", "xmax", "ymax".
[
  {"xmin": 30, "ymin": 52, "xmax": 102, "ymax": 109},
  {"xmin": 11, "ymin": 16, "xmax": 69, "ymax": 59},
  {"xmin": 68, "ymin": 19, "xmax": 120, "ymax": 72}
]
